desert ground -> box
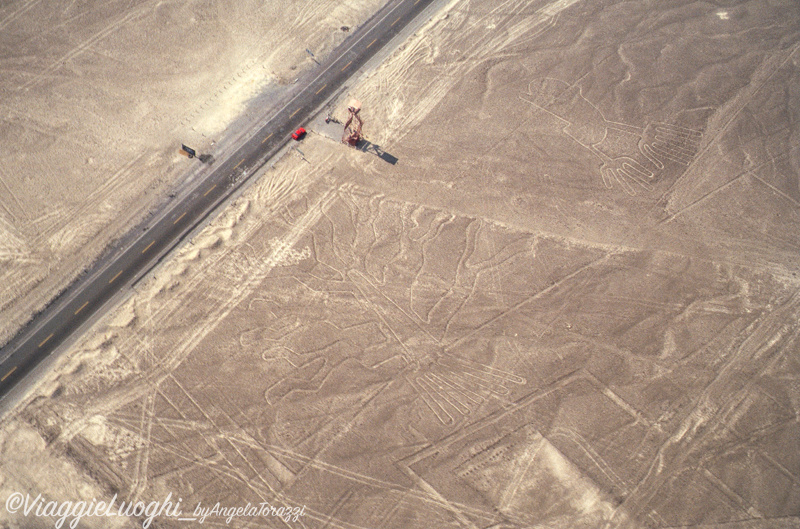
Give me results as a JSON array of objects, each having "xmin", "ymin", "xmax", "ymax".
[
  {"xmin": 0, "ymin": 0, "xmax": 385, "ymax": 348},
  {"xmin": 2, "ymin": 0, "xmax": 800, "ymax": 528}
]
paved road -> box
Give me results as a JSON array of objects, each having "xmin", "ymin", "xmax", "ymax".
[{"xmin": 0, "ymin": 0, "xmax": 435, "ymax": 400}]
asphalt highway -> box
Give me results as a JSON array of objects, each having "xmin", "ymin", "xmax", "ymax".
[{"xmin": 0, "ymin": 0, "xmax": 435, "ymax": 401}]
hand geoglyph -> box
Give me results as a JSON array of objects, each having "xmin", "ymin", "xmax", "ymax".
[{"xmin": 521, "ymin": 79, "xmax": 702, "ymax": 195}]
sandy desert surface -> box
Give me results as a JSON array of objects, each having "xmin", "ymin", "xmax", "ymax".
[
  {"xmin": 1, "ymin": 0, "xmax": 799, "ymax": 528},
  {"xmin": 0, "ymin": 0, "xmax": 385, "ymax": 348}
]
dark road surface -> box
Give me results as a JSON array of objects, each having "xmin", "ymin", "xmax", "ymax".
[{"xmin": 0, "ymin": 0, "xmax": 436, "ymax": 402}]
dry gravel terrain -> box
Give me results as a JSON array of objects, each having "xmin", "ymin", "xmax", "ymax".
[
  {"xmin": 1, "ymin": 0, "xmax": 799, "ymax": 528},
  {"xmin": 0, "ymin": 0, "xmax": 384, "ymax": 347}
]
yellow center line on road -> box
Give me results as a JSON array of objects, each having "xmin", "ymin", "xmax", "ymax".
[
  {"xmin": 173, "ymin": 212, "xmax": 186, "ymax": 225},
  {"xmin": 203, "ymin": 184, "xmax": 216, "ymax": 197},
  {"xmin": 315, "ymin": 84, "xmax": 327, "ymax": 95},
  {"xmin": 341, "ymin": 61, "xmax": 352, "ymax": 72},
  {"xmin": 108, "ymin": 270, "xmax": 123, "ymax": 284},
  {"xmin": 366, "ymin": 38, "xmax": 377, "ymax": 49},
  {"xmin": 391, "ymin": 15, "xmax": 402, "ymax": 26},
  {"xmin": 415, "ymin": 0, "xmax": 421, "ymax": 4},
  {"xmin": 1, "ymin": 366, "xmax": 16, "ymax": 382},
  {"xmin": 290, "ymin": 108, "xmax": 301, "ymax": 119},
  {"xmin": 261, "ymin": 132, "xmax": 274, "ymax": 144},
  {"xmin": 74, "ymin": 301, "xmax": 89, "ymax": 315},
  {"xmin": 142, "ymin": 240, "xmax": 155, "ymax": 253},
  {"xmin": 234, "ymin": 158, "xmax": 245, "ymax": 169},
  {"xmin": 38, "ymin": 333, "xmax": 54, "ymax": 348}
]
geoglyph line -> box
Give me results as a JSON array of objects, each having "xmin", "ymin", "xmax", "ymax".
[
  {"xmin": 21, "ymin": 7, "xmax": 146, "ymax": 90},
  {"xmin": 0, "ymin": 0, "xmax": 42, "ymax": 31},
  {"xmin": 54, "ymin": 171, "xmax": 316, "ymax": 441}
]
